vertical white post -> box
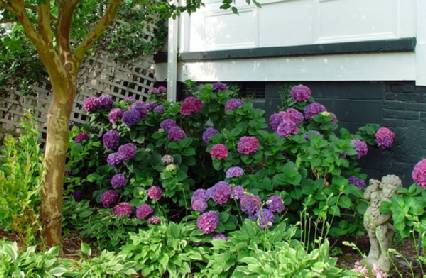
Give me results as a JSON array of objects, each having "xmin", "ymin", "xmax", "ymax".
[
  {"xmin": 416, "ymin": 0, "xmax": 426, "ymax": 86},
  {"xmin": 167, "ymin": 1, "xmax": 179, "ymax": 102}
]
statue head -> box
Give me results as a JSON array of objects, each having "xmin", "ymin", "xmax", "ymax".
[{"xmin": 380, "ymin": 175, "xmax": 401, "ymax": 199}]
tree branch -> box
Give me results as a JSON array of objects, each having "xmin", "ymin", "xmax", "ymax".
[
  {"xmin": 38, "ymin": 0, "xmax": 53, "ymax": 47},
  {"xmin": 57, "ymin": 0, "xmax": 79, "ymax": 55},
  {"xmin": 74, "ymin": 0, "xmax": 123, "ymax": 69}
]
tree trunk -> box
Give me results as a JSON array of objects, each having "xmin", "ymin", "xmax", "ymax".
[{"xmin": 41, "ymin": 84, "xmax": 76, "ymax": 247}]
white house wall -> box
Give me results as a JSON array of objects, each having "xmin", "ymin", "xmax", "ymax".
[{"xmin": 155, "ymin": 0, "xmax": 426, "ymax": 85}]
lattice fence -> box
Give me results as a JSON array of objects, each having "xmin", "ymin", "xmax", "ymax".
[{"xmin": 0, "ymin": 12, "xmax": 160, "ymax": 138}]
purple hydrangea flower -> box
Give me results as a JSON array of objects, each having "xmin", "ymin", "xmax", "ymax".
[
  {"xmin": 412, "ymin": 159, "xmax": 426, "ymax": 189},
  {"xmin": 191, "ymin": 198, "xmax": 208, "ymax": 212},
  {"xmin": 231, "ymin": 186, "xmax": 245, "ymax": 200},
  {"xmin": 225, "ymin": 98, "xmax": 243, "ymax": 111},
  {"xmin": 282, "ymin": 108, "xmax": 304, "ymax": 125},
  {"xmin": 240, "ymin": 194, "xmax": 261, "ymax": 216},
  {"xmin": 255, "ymin": 208, "xmax": 274, "ymax": 229},
  {"xmin": 160, "ymin": 119, "xmax": 177, "ymax": 131},
  {"xmin": 101, "ymin": 190, "xmax": 119, "ymax": 208},
  {"xmin": 71, "ymin": 190, "xmax": 82, "ymax": 202},
  {"xmin": 212, "ymin": 82, "xmax": 228, "ymax": 92},
  {"xmin": 74, "ymin": 132, "xmax": 89, "ymax": 143},
  {"xmin": 180, "ymin": 96, "xmax": 203, "ymax": 116},
  {"xmin": 348, "ymin": 176, "xmax": 366, "ymax": 188},
  {"xmin": 211, "ymin": 181, "xmax": 232, "ymax": 205},
  {"xmin": 212, "ymin": 234, "xmax": 228, "ymax": 241},
  {"xmin": 153, "ymin": 105, "xmax": 165, "ymax": 114},
  {"xmin": 167, "ymin": 126, "xmax": 186, "ymax": 141},
  {"xmin": 267, "ymin": 195, "xmax": 285, "ymax": 213},
  {"xmin": 202, "ymin": 127, "xmax": 219, "ymax": 144},
  {"xmin": 131, "ymin": 101, "xmax": 148, "ymax": 117},
  {"xmin": 83, "ymin": 96, "xmax": 100, "ymax": 112},
  {"xmin": 375, "ymin": 127, "xmax": 395, "ymax": 150},
  {"xmin": 197, "ymin": 211, "xmax": 219, "ymax": 234},
  {"xmin": 122, "ymin": 109, "xmax": 141, "ymax": 127},
  {"xmin": 351, "ymin": 139, "xmax": 368, "ymax": 159},
  {"xmin": 117, "ymin": 143, "xmax": 137, "ymax": 161},
  {"xmin": 102, "ymin": 130, "xmax": 120, "ymax": 150},
  {"xmin": 269, "ymin": 112, "xmax": 286, "ymax": 131},
  {"xmin": 111, "ymin": 174, "xmax": 127, "ymax": 189},
  {"xmin": 237, "ymin": 136, "xmax": 260, "ymax": 155},
  {"xmin": 113, "ymin": 202, "xmax": 133, "ymax": 217},
  {"xmin": 276, "ymin": 120, "xmax": 299, "ymax": 137},
  {"xmin": 148, "ymin": 216, "xmax": 161, "ymax": 225},
  {"xmin": 107, "ymin": 153, "xmax": 122, "ymax": 166},
  {"xmin": 290, "ymin": 84, "xmax": 311, "ymax": 102},
  {"xmin": 226, "ymin": 166, "xmax": 244, "ymax": 179},
  {"xmin": 147, "ymin": 186, "xmax": 162, "ymax": 201},
  {"xmin": 136, "ymin": 204, "xmax": 154, "ymax": 220},
  {"xmin": 108, "ymin": 108, "xmax": 123, "ymax": 124},
  {"xmin": 206, "ymin": 187, "xmax": 216, "ymax": 200},
  {"xmin": 304, "ymin": 102, "xmax": 326, "ymax": 119},
  {"xmin": 98, "ymin": 95, "xmax": 113, "ymax": 109}
]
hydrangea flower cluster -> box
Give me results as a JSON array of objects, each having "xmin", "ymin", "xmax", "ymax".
[
  {"xmin": 113, "ymin": 202, "xmax": 133, "ymax": 217},
  {"xmin": 237, "ymin": 136, "xmax": 260, "ymax": 155},
  {"xmin": 348, "ymin": 176, "xmax": 366, "ymax": 188},
  {"xmin": 108, "ymin": 108, "xmax": 123, "ymax": 124},
  {"xmin": 202, "ymin": 127, "xmax": 219, "ymax": 144},
  {"xmin": 231, "ymin": 186, "xmax": 245, "ymax": 200},
  {"xmin": 197, "ymin": 211, "xmax": 219, "ymax": 234},
  {"xmin": 150, "ymin": 86, "xmax": 167, "ymax": 94},
  {"xmin": 136, "ymin": 204, "xmax": 154, "ymax": 220},
  {"xmin": 191, "ymin": 188, "xmax": 208, "ymax": 212},
  {"xmin": 269, "ymin": 108, "xmax": 304, "ymax": 138},
  {"xmin": 160, "ymin": 119, "xmax": 177, "ymax": 131},
  {"xmin": 161, "ymin": 154, "xmax": 174, "ymax": 165},
  {"xmin": 101, "ymin": 190, "xmax": 119, "ymax": 208},
  {"xmin": 303, "ymin": 102, "xmax": 326, "ymax": 119},
  {"xmin": 83, "ymin": 95, "xmax": 113, "ymax": 112},
  {"xmin": 212, "ymin": 82, "xmax": 227, "ymax": 92},
  {"xmin": 210, "ymin": 144, "xmax": 228, "ymax": 160},
  {"xmin": 153, "ymin": 105, "xmax": 165, "ymax": 114},
  {"xmin": 102, "ymin": 130, "xmax": 120, "ymax": 150},
  {"xmin": 212, "ymin": 233, "xmax": 228, "ymax": 241},
  {"xmin": 180, "ymin": 96, "xmax": 203, "ymax": 116},
  {"xmin": 240, "ymin": 194, "xmax": 262, "ymax": 216},
  {"xmin": 122, "ymin": 108, "xmax": 141, "ymax": 127},
  {"xmin": 351, "ymin": 139, "xmax": 368, "ymax": 159},
  {"xmin": 255, "ymin": 208, "xmax": 274, "ymax": 229},
  {"xmin": 74, "ymin": 132, "xmax": 89, "ymax": 143},
  {"xmin": 290, "ymin": 84, "xmax": 311, "ymax": 102},
  {"xmin": 111, "ymin": 174, "xmax": 127, "ymax": 189},
  {"xmin": 266, "ymin": 195, "xmax": 285, "ymax": 213},
  {"xmin": 147, "ymin": 186, "xmax": 163, "ymax": 201},
  {"xmin": 106, "ymin": 143, "xmax": 137, "ymax": 166},
  {"xmin": 225, "ymin": 98, "xmax": 243, "ymax": 111},
  {"xmin": 167, "ymin": 126, "xmax": 186, "ymax": 141},
  {"xmin": 131, "ymin": 101, "xmax": 148, "ymax": 117},
  {"xmin": 375, "ymin": 127, "xmax": 395, "ymax": 150},
  {"xmin": 147, "ymin": 216, "xmax": 161, "ymax": 225},
  {"xmin": 225, "ymin": 166, "xmax": 244, "ymax": 179},
  {"xmin": 277, "ymin": 120, "xmax": 299, "ymax": 137},
  {"xmin": 211, "ymin": 181, "xmax": 232, "ymax": 205},
  {"xmin": 412, "ymin": 159, "xmax": 426, "ymax": 188}
]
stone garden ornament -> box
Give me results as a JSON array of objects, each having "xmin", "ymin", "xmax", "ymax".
[{"xmin": 363, "ymin": 175, "xmax": 401, "ymax": 273}]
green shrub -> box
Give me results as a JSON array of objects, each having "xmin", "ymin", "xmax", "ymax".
[
  {"xmin": 120, "ymin": 221, "xmax": 207, "ymax": 277},
  {"xmin": 0, "ymin": 112, "xmax": 43, "ymax": 245}
]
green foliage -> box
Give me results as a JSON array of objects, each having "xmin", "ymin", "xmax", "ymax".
[
  {"xmin": 232, "ymin": 240, "xmax": 357, "ymax": 278},
  {"xmin": 63, "ymin": 199, "xmax": 145, "ymax": 251},
  {"xmin": 120, "ymin": 221, "xmax": 207, "ymax": 277},
  {"xmin": 0, "ymin": 111, "xmax": 43, "ymax": 246},
  {"xmin": 0, "ymin": 240, "xmax": 70, "ymax": 278}
]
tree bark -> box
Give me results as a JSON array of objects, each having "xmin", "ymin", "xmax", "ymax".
[{"xmin": 41, "ymin": 83, "xmax": 76, "ymax": 247}]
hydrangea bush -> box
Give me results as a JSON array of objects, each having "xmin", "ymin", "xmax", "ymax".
[{"xmin": 66, "ymin": 83, "xmax": 394, "ymax": 238}]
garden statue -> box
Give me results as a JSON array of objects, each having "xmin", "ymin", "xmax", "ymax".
[{"xmin": 363, "ymin": 175, "xmax": 401, "ymax": 272}]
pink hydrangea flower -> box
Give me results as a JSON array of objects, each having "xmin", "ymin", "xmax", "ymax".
[
  {"xmin": 136, "ymin": 204, "xmax": 154, "ymax": 220},
  {"xmin": 180, "ymin": 96, "xmax": 203, "ymax": 116},
  {"xmin": 290, "ymin": 84, "xmax": 311, "ymax": 102},
  {"xmin": 197, "ymin": 211, "xmax": 219, "ymax": 234},
  {"xmin": 375, "ymin": 127, "xmax": 395, "ymax": 150},
  {"xmin": 147, "ymin": 186, "xmax": 162, "ymax": 201},
  {"xmin": 112, "ymin": 202, "xmax": 133, "ymax": 217},
  {"xmin": 412, "ymin": 159, "xmax": 426, "ymax": 188},
  {"xmin": 237, "ymin": 136, "xmax": 260, "ymax": 155},
  {"xmin": 211, "ymin": 144, "xmax": 228, "ymax": 160}
]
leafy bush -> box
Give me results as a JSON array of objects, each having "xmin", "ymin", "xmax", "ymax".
[
  {"xmin": 66, "ymin": 83, "xmax": 393, "ymax": 239},
  {"xmin": 0, "ymin": 112, "xmax": 43, "ymax": 245},
  {"xmin": 120, "ymin": 221, "xmax": 207, "ymax": 277}
]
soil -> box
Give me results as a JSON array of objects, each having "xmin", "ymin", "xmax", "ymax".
[{"xmin": 335, "ymin": 235, "xmax": 425, "ymax": 278}]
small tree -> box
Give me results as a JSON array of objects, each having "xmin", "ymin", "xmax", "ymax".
[{"xmin": 0, "ymin": 0, "xmax": 257, "ymax": 247}]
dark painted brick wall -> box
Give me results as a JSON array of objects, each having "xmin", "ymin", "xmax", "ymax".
[{"xmin": 263, "ymin": 81, "xmax": 426, "ymax": 184}]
